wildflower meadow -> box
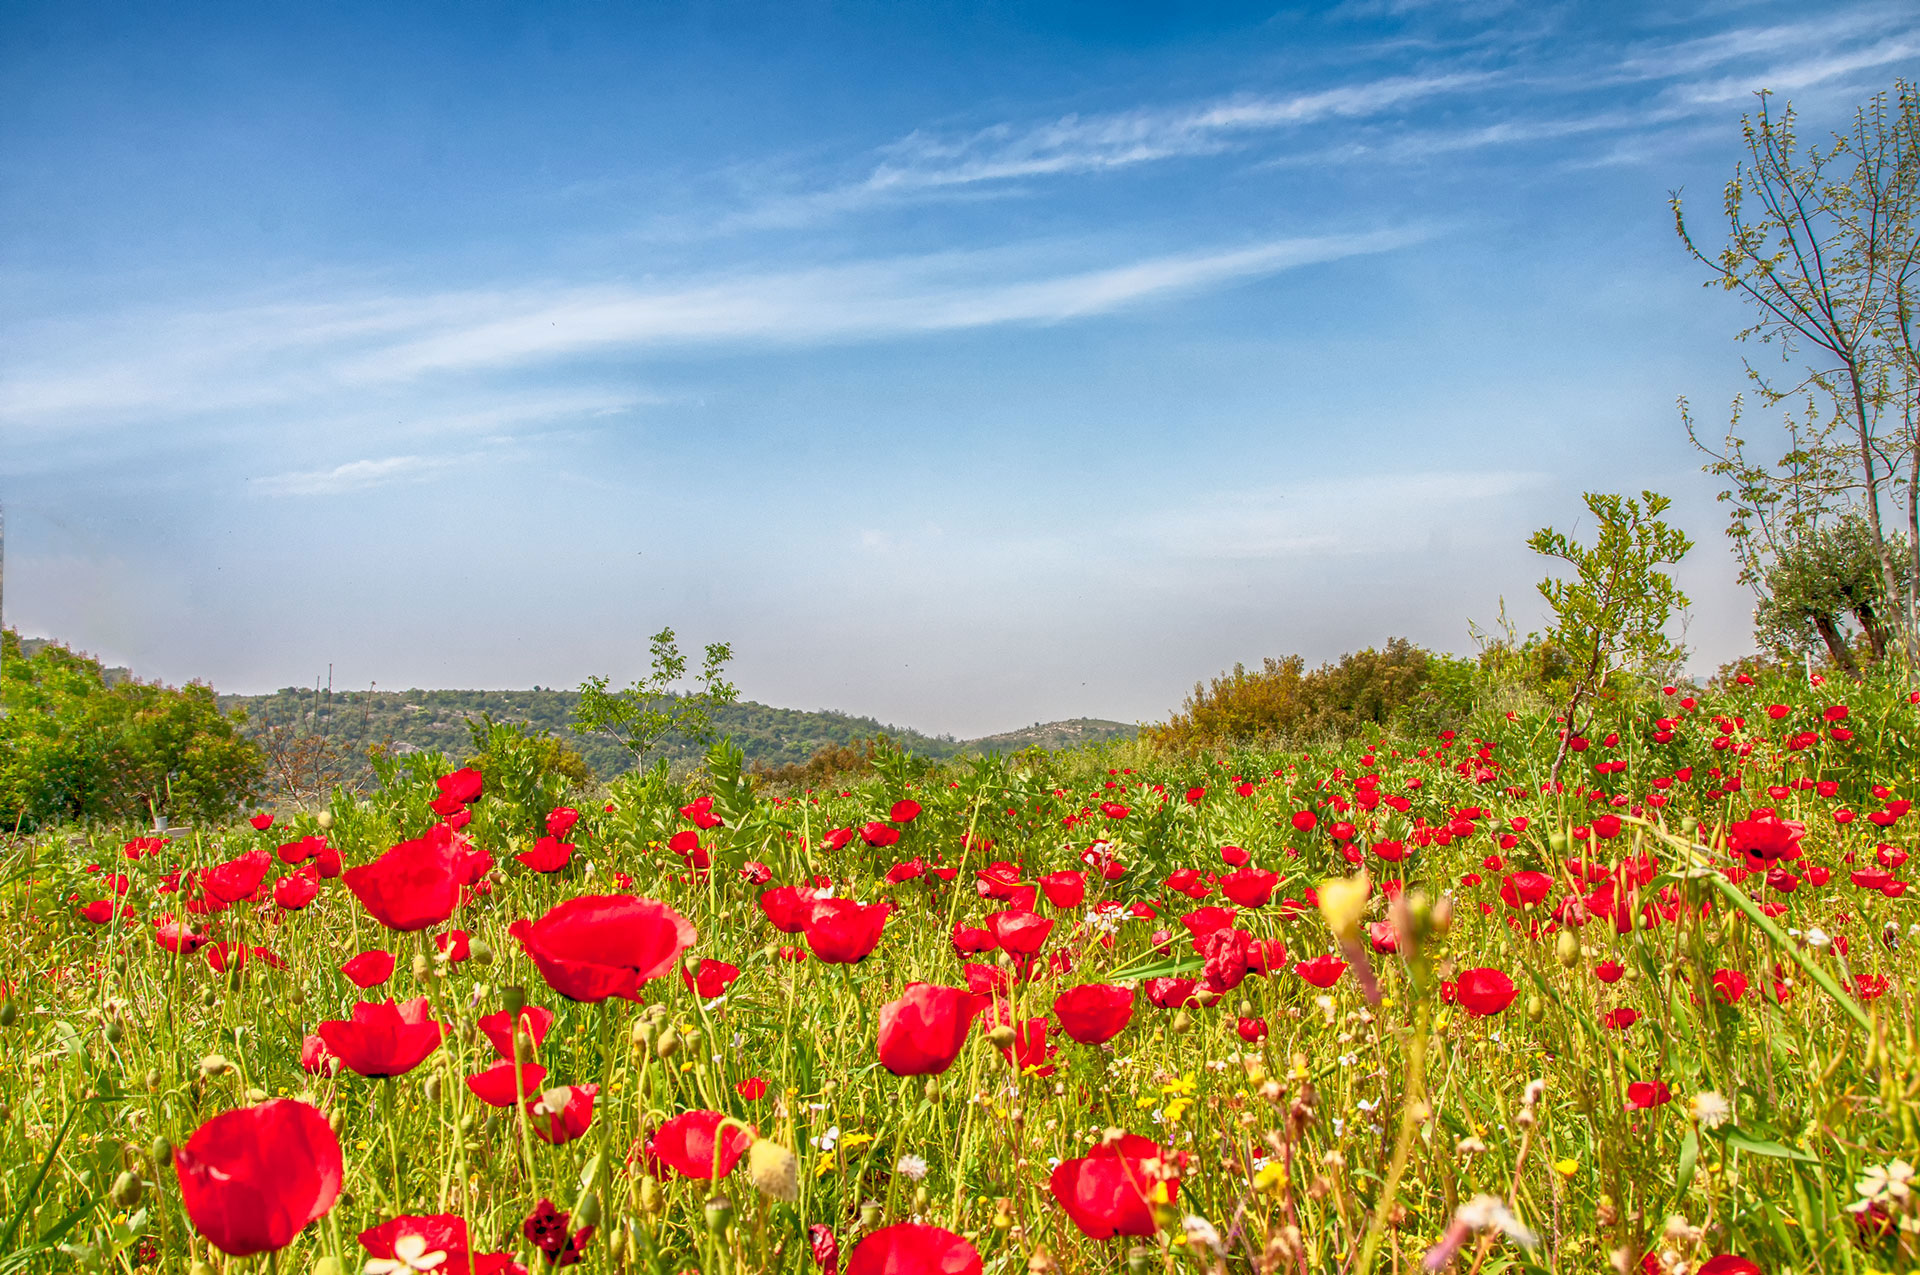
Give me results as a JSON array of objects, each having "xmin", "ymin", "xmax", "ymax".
[{"xmin": 2, "ymin": 664, "xmax": 1917, "ymax": 1275}]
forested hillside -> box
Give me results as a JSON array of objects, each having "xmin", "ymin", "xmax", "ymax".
[{"xmin": 217, "ymin": 684, "xmax": 1135, "ymax": 785}]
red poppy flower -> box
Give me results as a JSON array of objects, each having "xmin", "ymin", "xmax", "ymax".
[
  {"xmin": 995, "ymin": 1015, "xmax": 1056, "ymax": 1077},
  {"xmin": 646, "ymin": 1109, "xmax": 754, "ymax": 1179},
  {"xmin": 1165, "ymin": 869, "xmax": 1210, "ymax": 898},
  {"xmin": 273, "ymin": 872, "xmax": 320, "ymax": 910},
  {"xmin": 1455, "ymin": 968, "xmax": 1516, "ymax": 1017},
  {"xmin": 359, "ymin": 1214, "xmax": 512, "ymax": 1275},
  {"xmin": 546, "ymin": 806, "xmax": 580, "ymax": 837},
  {"xmin": 437, "ymin": 767, "xmax": 484, "ymax": 804},
  {"xmin": 760, "ymin": 886, "xmax": 819, "ymax": 933},
  {"xmin": 153, "ymin": 913, "xmax": 209, "ymax": 954},
  {"xmin": 175, "ymin": 1100, "xmax": 342, "ymax": 1257},
  {"xmin": 877, "ymin": 983, "xmax": 978, "ymax": 1076},
  {"xmin": 509, "ymin": 895, "xmax": 697, "ymax": 1002},
  {"xmin": 1049, "ymin": 1133, "xmax": 1178, "ymax": 1239},
  {"xmin": 1602, "ymin": 1008, "xmax": 1640, "ymax": 1030},
  {"xmin": 1367, "ymin": 920, "xmax": 1399, "ymax": 954},
  {"xmin": 845, "ymin": 1223, "xmax": 981, "ymax": 1275},
  {"xmin": 205, "ymin": 849, "xmax": 274, "ymax": 904},
  {"xmin": 1710, "ymin": 969, "xmax": 1748, "ymax": 1004},
  {"xmin": 315, "ymin": 998, "xmax": 445, "ymax": 1078},
  {"xmin": 860, "ymin": 822, "xmax": 901, "ymax": 848},
  {"xmin": 736, "ymin": 1076, "xmax": 768, "ymax": 1100},
  {"xmin": 1219, "ymin": 868, "xmax": 1278, "ymax": 908},
  {"xmin": 437, "ymin": 929, "xmax": 472, "ymax": 964},
  {"xmin": 301, "ymin": 1034, "xmax": 339, "ymax": 1076},
  {"xmin": 466, "ymin": 1061, "xmax": 548, "ymax": 1107},
  {"xmin": 1236, "ymin": 1016, "xmax": 1269, "ymax": 1042},
  {"xmin": 277, "ymin": 835, "xmax": 326, "ymax": 865},
  {"xmin": 1144, "ymin": 977, "xmax": 1200, "ymax": 1009},
  {"xmin": 517, "ymin": 837, "xmax": 574, "ymax": 873},
  {"xmin": 343, "ymin": 826, "xmax": 464, "ymax": 932},
  {"xmin": 1594, "ymin": 960, "xmax": 1625, "ymax": 984},
  {"xmin": 1728, "ymin": 809, "xmax": 1805, "ymax": 867},
  {"xmin": 1625, "ymin": 1080, "xmax": 1671, "ymax": 1110},
  {"xmin": 1052, "ymin": 983, "xmax": 1134, "ymax": 1046},
  {"xmin": 1290, "ymin": 810, "xmax": 1318, "ymax": 834},
  {"xmin": 1201, "ymin": 927, "xmax": 1254, "ymax": 992},
  {"xmin": 77, "ymin": 900, "xmax": 127, "ymax": 924},
  {"xmin": 951, "ymin": 924, "xmax": 996, "ymax": 955},
  {"xmin": 804, "ymin": 898, "xmax": 888, "ymax": 963},
  {"xmin": 1038, "ymin": 870, "xmax": 1086, "ymax": 909},
  {"xmin": 681, "ymin": 959, "xmax": 741, "ymax": 999},
  {"xmin": 987, "ymin": 908, "xmax": 1053, "ymax": 956},
  {"xmin": 249, "ymin": 812, "xmax": 275, "ymax": 831},
  {"xmin": 527, "ymin": 1084, "xmax": 598, "ymax": 1144},
  {"xmin": 340, "ymin": 950, "xmax": 396, "ymax": 989},
  {"xmin": 889, "ymin": 799, "xmax": 923, "ymax": 823},
  {"xmin": 1294, "ymin": 954, "xmax": 1347, "ymax": 989},
  {"xmin": 1696, "ymin": 1257, "xmax": 1760, "ymax": 1275},
  {"xmin": 478, "ymin": 1006, "xmax": 556, "ymax": 1059},
  {"xmin": 1179, "ymin": 906, "xmax": 1239, "ymax": 944},
  {"xmin": 1498, "ymin": 871, "xmax": 1553, "ymax": 908}
]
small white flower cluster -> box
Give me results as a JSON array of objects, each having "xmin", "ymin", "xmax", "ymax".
[{"xmin": 1849, "ymin": 1159, "xmax": 1917, "ymax": 1231}]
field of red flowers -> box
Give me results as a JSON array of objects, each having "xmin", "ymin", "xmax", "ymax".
[{"xmin": 4, "ymin": 669, "xmax": 1919, "ymax": 1274}]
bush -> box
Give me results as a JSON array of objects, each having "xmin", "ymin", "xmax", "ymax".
[
  {"xmin": 1148, "ymin": 639, "xmax": 1435, "ymax": 751},
  {"xmin": 0, "ymin": 631, "xmax": 262, "ymax": 829}
]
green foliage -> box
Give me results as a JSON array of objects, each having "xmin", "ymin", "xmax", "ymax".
[
  {"xmin": 0, "ymin": 631, "xmax": 262, "ymax": 830},
  {"xmin": 1754, "ymin": 511, "xmax": 1909, "ymax": 673},
  {"xmin": 459, "ymin": 715, "xmax": 583, "ymax": 837},
  {"xmin": 1148, "ymin": 639, "xmax": 1439, "ymax": 751},
  {"xmin": 574, "ymin": 627, "xmax": 738, "ymax": 767},
  {"xmin": 1528, "ymin": 491, "xmax": 1693, "ymax": 771}
]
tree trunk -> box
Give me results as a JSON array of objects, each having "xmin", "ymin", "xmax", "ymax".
[
  {"xmin": 1812, "ymin": 612, "xmax": 1862, "ymax": 680},
  {"xmin": 1853, "ymin": 599, "xmax": 1889, "ymax": 665}
]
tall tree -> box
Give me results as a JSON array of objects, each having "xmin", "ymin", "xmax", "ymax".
[{"xmin": 1672, "ymin": 82, "xmax": 1920, "ymax": 662}]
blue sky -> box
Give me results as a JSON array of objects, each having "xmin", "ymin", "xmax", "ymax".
[{"xmin": 3, "ymin": 0, "xmax": 1915, "ymax": 735}]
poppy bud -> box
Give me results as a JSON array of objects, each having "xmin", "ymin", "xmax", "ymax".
[
  {"xmin": 190, "ymin": 1262, "xmax": 216, "ymax": 1275},
  {"xmin": 502, "ymin": 985, "xmax": 527, "ymax": 1022},
  {"xmin": 656, "ymin": 1029, "xmax": 682, "ymax": 1059},
  {"xmin": 639, "ymin": 1176, "xmax": 664, "ymax": 1214},
  {"xmin": 201, "ymin": 989, "xmax": 218, "ymax": 1008},
  {"xmin": 607, "ymin": 1228, "xmax": 627, "ymax": 1260},
  {"xmin": 317, "ymin": 811, "xmax": 335, "ymax": 830},
  {"xmin": 1680, "ymin": 816, "xmax": 1699, "ymax": 837},
  {"xmin": 110, "ymin": 1170, "xmax": 142, "ymax": 1207},
  {"xmin": 1525, "ymin": 996, "xmax": 1545, "ymax": 1023},
  {"xmin": 1548, "ymin": 831, "xmax": 1568, "ymax": 854},
  {"xmin": 986, "ymin": 1024, "xmax": 1017, "ymax": 1049},
  {"xmin": 144, "ymin": 1069, "xmax": 161, "ymax": 1091},
  {"xmin": 199, "ymin": 1054, "xmax": 233, "ymax": 1078},
  {"xmin": 468, "ymin": 938, "xmax": 494, "ymax": 965},
  {"xmin": 1554, "ymin": 931, "xmax": 1579, "ymax": 968},
  {"xmin": 151, "ymin": 1135, "xmax": 173, "ymax": 1165},
  {"xmin": 704, "ymin": 1196, "xmax": 734, "ymax": 1233},
  {"xmin": 1429, "ymin": 895, "xmax": 1453, "ymax": 937},
  {"xmin": 575, "ymin": 1191, "xmax": 603, "ymax": 1227},
  {"xmin": 0, "ymin": 1002, "xmax": 15, "ymax": 1027},
  {"xmin": 105, "ymin": 1021, "xmax": 123, "ymax": 1044},
  {"xmin": 861, "ymin": 1199, "xmax": 884, "ymax": 1228},
  {"xmin": 423, "ymin": 1075, "xmax": 441, "ymax": 1103},
  {"xmin": 246, "ymin": 1087, "xmax": 268, "ymax": 1103},
  {"xmin": 1127, "ymin": 1248, "xmax": 1154, "ymax": 1274},
  {"xmin": 1237, "ymin": 999, "xmax": 1253, "ymax": 1018},
  {"xmin": 289, "ymin": 986, "xmax": 306, "ymax": 1006},
  {"xmin": 924, "ymin": 1078, "xmax": 941, "ymax": 1102},
  {"xmin": 313, "ymin": 1260, "xmax": 344, "ymax": 1275},
  {"xmin": 1171, "ymin": 1010, "xmax": 1193, "ymax": 1034},
  {"xmin": 411, "ymin": 954, "xmax": 432, "ymax": 984},
  {"xmin": 631, "ymin": 1020, "xmax": 657, "ymax": 1049}
]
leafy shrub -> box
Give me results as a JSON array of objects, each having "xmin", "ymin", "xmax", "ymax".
[{"xmin": 0, "ymin": 631, "xmax": 262, "ymax": 829}]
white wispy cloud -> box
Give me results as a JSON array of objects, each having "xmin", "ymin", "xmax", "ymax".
[
  {"xmin": 249, "ymin": 455, "xmax": 454, "ymax": 497},
  {"xmin": 1672, "ymin": 35, "xmax": 1920, "ymax": 104},
  {"xmin": 860, "ymin": 73, "xmax": 1492, "ymax": 192},
  {"xmin": 4, "ymin": 230, "xmax": 1429, "ymax": 430}
]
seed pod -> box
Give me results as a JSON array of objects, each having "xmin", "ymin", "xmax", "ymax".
[
  {"xmin": 985, "ymin": 1025, "xmax": 1016, "ymax": 1049},
  {"xmin": 914, "ymin": 1185, "xmax": 930, "ymax": 1212},
  {"xmin": 860, "ymin": 1199, "xmax": 884, "ymax": 1228},
  {"xmin": 189, "ymin": 1261, "xmax": 216, "ymax": 1275},
  {"xmin": 501, "ymin": 985, "xmax": 527, "ymax": 1022},
  {"xmin": 110, "ymin": 1170, "xmax": 143, "ymax": 1207},
  {"xmin": 704, "ymin": 1195, "xmax": 734, "ymax": 1233},
  {"xmin": 289, "ymin": 986, "xmax": 307, "ymax": 1006}
]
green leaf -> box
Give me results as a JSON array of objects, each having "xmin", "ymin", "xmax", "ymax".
[
  {"xmin": 1721, "ymin": 1126, "xmax": 1819, "ymax": 1163},
  {"xmin": 1675, "ymin": 1126, "xmax": 1701, "ymax": 1201}
]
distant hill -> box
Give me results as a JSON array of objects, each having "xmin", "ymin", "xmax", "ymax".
[{"xmin": 216, "ymin": 684, "xmax": 1136, "ymax": 783}]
